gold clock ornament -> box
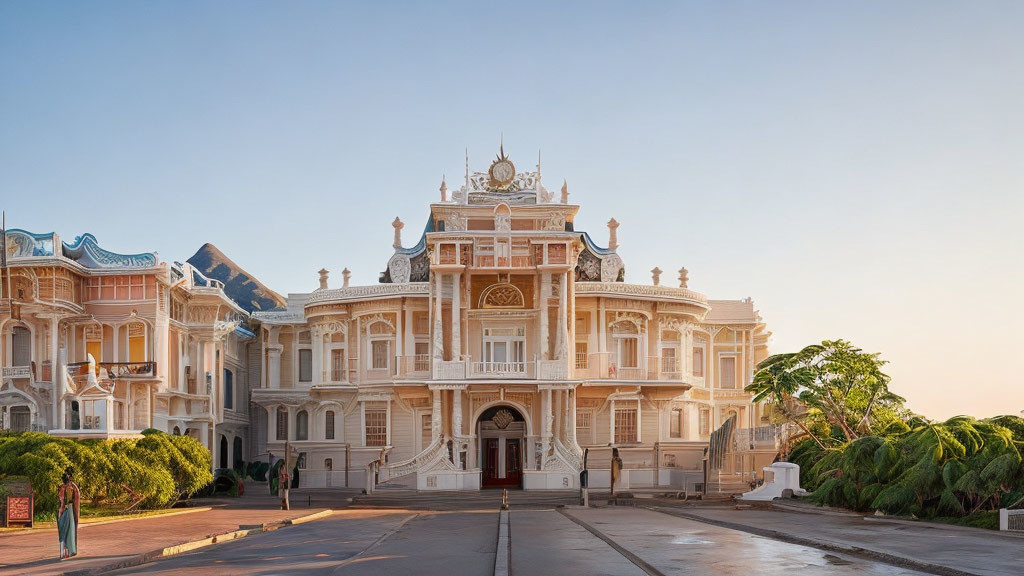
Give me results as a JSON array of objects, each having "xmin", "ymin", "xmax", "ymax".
[{"xmin": 487, "ymin": 144, "xmax": 516, "ymax": 190}]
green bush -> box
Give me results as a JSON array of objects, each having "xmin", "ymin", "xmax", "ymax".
[{"xmin": 0, "ymin": 431, "xmax": 212, "ymax": 513}]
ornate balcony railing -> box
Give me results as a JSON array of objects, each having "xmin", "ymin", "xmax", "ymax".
[
  {"xmin": 397, "ymin": 355, "xmax": 431, "ymax": 378},
  {"xmin": 470, "ymin": 361, "xmax": 528, "ymax": 377},
  {"xmin": 732, "ymin": 425, "xmax": 783, "ymax": 452},
  {"xmin": 67, "ymin": 361, "xmax": 156, "ymax": 379},
  {"xmin": 2, "ymin": 366, "xmax": 32, "ymax": 379}
]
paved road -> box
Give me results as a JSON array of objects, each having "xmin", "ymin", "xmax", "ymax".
[
  {"xmin": 663, "ymin": 506, "xmax": 1024, "ymax": 576},
  {"xmin": 112, "ymin": 507, "xmax": 931, "ymax": 576}
]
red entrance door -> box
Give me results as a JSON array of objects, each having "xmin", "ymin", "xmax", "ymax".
[
  {"xmin": 482, "ymin": 438, "xmax": 522, "ymax": 488},
  {"xmin": 504, "ymin": 439, "xmax": 522, "ymax": 487}
]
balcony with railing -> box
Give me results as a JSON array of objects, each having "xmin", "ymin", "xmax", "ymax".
[
  {"xmin": 472, "ymin": 241, "xmax": 536, "ymax": 269},
  {"xmin": 67, "ymin": 361, "xmax": 156, "ymax": 380},
  {"xmin": 2, "ymin": 365, "xmax": 33, "ymax": 379},
  {"xmin": 732, "ymin": 425, "xmax": 783, "ymax": 452},
  {"xmin": 575, "ymin": 353, "xmax": 688, "ymax": 382},
  {"xmin": 396, "ymin": 355, "xmax": 431, "ymax": 379}
]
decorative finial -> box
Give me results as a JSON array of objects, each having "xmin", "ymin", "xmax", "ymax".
[
  {"xmin": 392, "ymin": 217, "xmax": 404, "ymax": 249},
  {"xmin": 536, "ymin": 149, "xmax": 542, "ymax": 183},
  {"xmin": 342, "ymin": 268, "xmax": 351, "ymax": 288},
  {"xmin": 651, "ymin": 267, "xmax": 662, "ymax": 286},
  {"xmin": 440, "ymin": 175, "xmax": 447, "ymax": 202},
  {"xmin": 560, "ymin": 179, "xmax": 569, "ymax": 204},
  {"xmin": 607, "ymin": 218, "xmax": 619, "ymax": 251},
  {"xmin": 678, "ymin": 267, "xmax": 689, "ymax": 288},
  {"xmin": 318, "ymin": 268, "xmax": 329, "ymax": 290}
]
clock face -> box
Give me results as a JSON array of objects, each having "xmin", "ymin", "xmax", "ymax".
[{"xmin": 489, "ymin": 159, "xmax": 515, "ymax": 188}]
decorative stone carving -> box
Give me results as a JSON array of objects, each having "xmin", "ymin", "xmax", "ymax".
[
  {"xmin": 392, "ymin": 217, "xmax": 404, "ymax": 249},
  {"xmin": 187, "ymin": 306, "xmax": 219, "ymax": 324},
  {"xmin": 388, "ymin": 254, "xmax": 411, "ymax": 284},
  {"xmin": 575, "ymin": 247, "xmax": 601, "ymax": 282},
  {"xmin": 494, "ymin": 208, "xmax": 511, "ymax": 232},
  {"xmin": 607, "ymin": 218, "xmax": 619, "ymax": 251},
  {"xmin": 492, "ymin": 408, "xmax": 514, "ymax": 429},
  {"xmin": 609, "ymin": 311, "xmax": 647, "ymax": 333},
  {"xmin": 543, "ymin": 213, "xmax": 566, "ymax": 231},
  {"xmin": 318, "ymin": 269, "xmax": 329, "ymax": 290},
  {"xmin": 560, "ymin": 179, "xmax": 569, "ymax": 204},
  {"xmin": 679, "ymin": 267, "xmax": 689, "ymax": 288},
  {"xmin": 444, "ymin": 213, "xmax": 467, "ymax": 231},
  {"xmin": 479, "ymin": 283, "xmax": 525, "ymax": 309},
  {"xmin": 361, "ymin": 313, "xmax": 395, "ymax": 334},
  {"xmin": 600, "ymin": 253, "xmax": 624, "ymax": 282},
  {"xmin": 651, "ymin": 267, "xmax": 662, "ymax": 286}
]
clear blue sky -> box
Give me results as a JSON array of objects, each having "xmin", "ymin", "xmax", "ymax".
[{"xmin": 2, "ymin": 2, "xmax": 1022, "ymax": 419}]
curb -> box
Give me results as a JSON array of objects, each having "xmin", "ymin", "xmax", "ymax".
[
  {"xmin": 61, "ymin": 509, "xmax": 333, "ymax": 576},
  {"xmin": 644, "ymin": 505, "xmax": 975, "ymax": 576},
  {"xmin": 861, "ymin": 515, "xmax": 1024, "ymax": 540}
]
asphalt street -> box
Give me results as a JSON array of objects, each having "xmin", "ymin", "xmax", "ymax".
[{"xmin": 109, "ymin": 507, "xmax": 930, "ymax": 576}]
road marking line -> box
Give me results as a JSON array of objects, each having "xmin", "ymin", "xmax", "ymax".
[{"xmin": 494, "ymin": 510, "xmax": 510, "ymax": 576}]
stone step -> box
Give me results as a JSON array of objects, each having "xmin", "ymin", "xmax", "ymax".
[{"xmin": 351, "ymin": 489, "xmax": 578, "ymax": 510}]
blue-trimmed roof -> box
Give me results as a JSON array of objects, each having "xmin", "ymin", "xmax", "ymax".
[{"xmin": 579, "ymin": 230, "xmax": 616, "ymax": 256}]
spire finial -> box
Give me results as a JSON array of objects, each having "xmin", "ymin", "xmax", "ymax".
[
  {"xmin": 651, "ymin": 267, "xmax": 662, "ymax": 286},
  {"xmin": 678, "ymin": 267, "xmax": 689, "ymax": 288},
  {"xmin": 342, "ymin": 268, "xmax": 351, "ymax": 288},
  {"xmin": 560, "ymin": 179, "xmax": 569, "ymax": 204},
  {"xmin": 392, "ymin": 217, "xmax": 404, "ymax": 249},
  {"xmin": 440, "ymin": 175, "xmax": 447, "ymax": 202}
]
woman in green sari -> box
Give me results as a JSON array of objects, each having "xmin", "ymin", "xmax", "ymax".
[{"xmin": 57, "ymin": 466, "xmax": 80, "ymax": 560}]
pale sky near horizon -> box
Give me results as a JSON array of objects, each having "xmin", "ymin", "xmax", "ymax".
[{"xmin": 2, "ymin": 2, "xmax": 1021, "ymax": 420}]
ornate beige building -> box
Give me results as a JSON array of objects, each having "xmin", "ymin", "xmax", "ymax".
[
  {"xmin": 249, "ymin": 147, "xmax": 776, "ymax": 492},
  {"xmin": 1, "ymin": 146, "xmax": 777, "ymax": 491},
  {"xmin": 0, "ymin": 232, "xmax": 254, "ymax": 471}
]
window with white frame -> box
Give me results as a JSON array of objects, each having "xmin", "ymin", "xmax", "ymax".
[
  {"xmin": 614, "ymin": 407, "xmax": 638, "ymax": 444},
  {"xmin": 11, "ymin": 326, "xmax": 31, "ymax": 366},
  {"xmin": 720, "ymin": 356, "xmax": 737, "ymax": 389},
  {"xmin": 611, "ymin": 322, "xmax": 640, "ymax": 369},
  {"xmin": 699, "ymin": 407, "xmax": 710, "ymax": 436},
  {"xmin": 575, "ymin": 342, "xmax": 588, "ymax": 369},
  {"xmin": 661, "ymin": 346, "xmax": 678, "ymax": 374},
  {"xmin": 330, "ymin": 348, "xmax": 345, "ymax": 382},
  {"xmin": 575, "ymin": 410, "xmax": 592, "ymax": 444},
  {"xmin": 365, "ymin": 406, "xmax": 388, "ymax": 447},
  {"xmin": 670, "ymin": 407, "xmax": 683, "ymax": 438},
  {"xmin": 325, "ymin": 410, "xmax": 336, "ymax": 440},
  {"xmin": 693, "ymin": 346, "xmax": 705, "ymax": 377},
  {"xmin": 296, "ymin": 410, "xmax": 309, "ymax": 440},
  {"xmin": 298, "ymin": 349, "xmax": 312, "ymax": 382},
  {"xmin": 223, "ymin": 369, "xmax": 234, "ymax": 410},
  {"xmin": 371, "ymin": 340, "xmax": 390, "ymax": 370},
  {"xmin": 482, "ymin": 326, "xmax": 526, "ymax": 366},
  {"xmin": 276, "ymin": 407, "xmax": 288, "ymax": 440}
]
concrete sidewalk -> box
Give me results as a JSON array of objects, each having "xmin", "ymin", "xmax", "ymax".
[
  {"xmin": 0, "ymin": 498, "xmax": 332, "ymax": 576},
  {"xmin": 651, "ymin": 505, "xmax": 1024, "ymax": 576}
]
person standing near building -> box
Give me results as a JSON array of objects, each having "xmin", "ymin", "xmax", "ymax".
[{"xmin": 57, "ymin": 466, "xmax": 80, "ymax": 559}]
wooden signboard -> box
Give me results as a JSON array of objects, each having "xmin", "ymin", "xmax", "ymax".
[{"xmin": 6, "ymin": 494, "xmax": 33, "ymax": 528}]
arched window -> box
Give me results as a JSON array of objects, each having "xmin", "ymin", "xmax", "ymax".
[
  {"xmin": 296, "ymin": 410, "xmax": 309, "ymax": 441},
  {"xmin": 172, "ymin": 426, "xmax": 181, "ymax": 435},
  {"xmin": 127, "ymin": 322, "xmax": 146, "ymax": 362},
  {"xmin": 325, "ymin": 410, "xmax": 336, "ymax": 440},
  {"xmin": 219, "ymin": 435, "xmax": 228, "ymax": 468},
  {"xmin": 276, "ymin": 407, "xmax": 288, "ymax": 440}
]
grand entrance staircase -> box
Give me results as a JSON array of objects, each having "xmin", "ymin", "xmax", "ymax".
[{"xmin": 350, "ymin": 489, "xmax": 579, "ymax": 510}]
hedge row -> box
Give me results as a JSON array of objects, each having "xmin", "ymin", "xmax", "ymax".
[{"xmin": 0, "ymin": 430, "xmax": 213, "ymax": 513}]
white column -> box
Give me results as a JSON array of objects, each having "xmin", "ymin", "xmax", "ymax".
[
  {"xmin": 50, "ymin": 317, "xmax": 61, "ymax": 429},
  {"xmin": 568, "ymin": 389, "xmax": 578, "ymax": 446},
  {"xmin": 154, "ymin": 316, "xmax": 168, "ymax": 384},
  {"xmin": 312, "ymin": 329, "xmax": 323, "ymax": 385},
  {"xmin": 432, "ymin": 273, "xmax": 444, "ymax": 360},
  {"xmin": 431, "ymin": 388, "xmax": 442, "ymax": 442},
  {"xmin": 452, "ymin": 387, "xmax": 463, "ymax": 439},
  {"xmin": 539, "ymin": 272, "xmax": 550, "ymax": 360},
  {"xmin": 555, "ymin": 271, "xmax": 569, "ymax": 361},
  {"xmin": 543, "ymin": 388, "xmax": 553, "ymax": 450},
  {"xmin": 452, "ymin": 272, "xmax": 461, "ymax": 360},
  {"xmin": 403, "ymin": 307, "xmax": 414, "ymax": 357}
]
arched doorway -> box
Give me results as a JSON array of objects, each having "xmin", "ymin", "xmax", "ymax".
[
  {"xmin": 477, "ymin": 405, "xmax": 525, "ymax": 489},
  {"xmin": 219, "ymin": 435, "xmax": 228, "ymax": 469}
]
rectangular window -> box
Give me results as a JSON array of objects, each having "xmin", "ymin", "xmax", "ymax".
[
  {"xmin": 700, "ymin": 408, "xmax": 710, "ymax": 436},
  {"xmin": 365, "ymin": 408, "xmax": 388, "ymax": 446},
  {"xmin": 720, "ymin": 356, "xmax": 736, "ymax": 389},
  {"xmin": 661, "ymin": 348, "xmax": 677, "ymax": 373},
  {"xmin": 331, "ymin": 349, "xmax": 345, "ymax": 381},
  {"xmin": 575, "ymin": 410, "xmax": 592, "ymax": 442},
  {"xmin": 298, "ymin": 349, "xmax": 312, "ymax": 382},
  {"xmin": 575, "ymin": 342, "xmax": 588, "ymax": 369},
  {"xmin": 276, "ymin": 409, "xmax": 288, "ymax": 440},
  {"xmin": 223, "ymin": 369, "xmax": 234, "ymax": 410},
  {"xmin": 614, "ymin": 408, "xmax": 637, "ymax": 444},
  {"xmin": 670, "ymin": 408, "xmax": 683, "ymax": 438},
  {"xmin": 421, "ymin": 413, "xmax": 432, "ymax": 449},
  {"xmin": 619, "ymin": 338, "xmax": 638, "ymax": 368},
  {"xmin": 371, "ymin": 340, "xmax": 390, "ymax": 370},
  {"xmin": 693, "ymin": 347, "xmax": 704, "ymax": 377}
]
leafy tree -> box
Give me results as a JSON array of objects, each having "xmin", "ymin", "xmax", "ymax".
[{"xmin": 747, "ymin": 340, "xmax": 906, "ymax": 449}]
